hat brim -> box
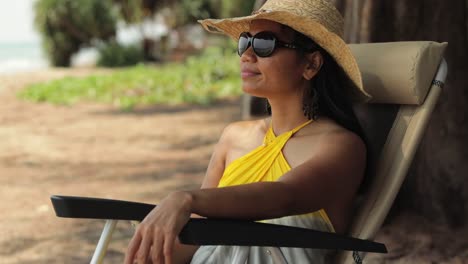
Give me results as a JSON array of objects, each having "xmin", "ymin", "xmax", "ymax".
[{"xmin": 199, "ymin": 11, "xmax": 371, "ymax": 102}]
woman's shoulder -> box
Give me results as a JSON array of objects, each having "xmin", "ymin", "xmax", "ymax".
[
  {"xmin": 218, "ymin": 118, "xmax": 268, "ymax": 150},
  {"xmin": 300, "ymin": 117, "xmax": 364, "ymax": 145},
  {"xmin": 286, "ymin": 118, "xmax": 366, "ymax": 167},
  {"xmin": 222, "ymin": 118, "xmax": 268, "ymax": 139},
  {"xmin": 313, "ymin": 119, "xmax": 366, "ymax": 165}
]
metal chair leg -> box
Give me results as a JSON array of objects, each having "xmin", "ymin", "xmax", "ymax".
[{"xmin": 90, "ymin": 220, "xmax": 118, "ymax": 264}]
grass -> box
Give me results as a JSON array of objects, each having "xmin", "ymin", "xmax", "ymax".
[{"xmin": 18, "ymin": 46, "xmax": 242, "ymax": 110}]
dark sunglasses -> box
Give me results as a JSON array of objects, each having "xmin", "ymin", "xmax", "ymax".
[{"xmin": 238, "ymin": 31, "xmax": 309, "ymax": 58}]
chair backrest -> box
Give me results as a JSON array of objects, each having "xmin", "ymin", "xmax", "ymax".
[{"xmin": 336, "ymin": 41, "xmax": 448, "ymax": 264}]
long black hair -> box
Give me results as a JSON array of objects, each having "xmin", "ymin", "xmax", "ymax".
[{"xmin": 292, "ymin": 28, "xmax": 370, "ymax": 193}]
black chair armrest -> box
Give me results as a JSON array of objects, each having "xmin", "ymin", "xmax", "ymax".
[
  {"xmin": 51, "ymin": 195, "xmax": 154, "ymax": 220},
  {"xmin": 51, "ymin": 195, "xmax": 387, "ymax": 253}
]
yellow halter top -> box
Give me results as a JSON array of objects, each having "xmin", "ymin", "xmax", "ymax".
[
  {"xmin": 219, "ymin": 119, "xmax": 312, "ymax": 187},
  {"xmin": 217, "ymin": 119, "xmax": 334, "ymax": 230}
]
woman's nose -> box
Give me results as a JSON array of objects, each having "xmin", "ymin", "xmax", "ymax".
[{"xmin": 240, "ymin": 46, "xmax": 257, "ymax": 62}]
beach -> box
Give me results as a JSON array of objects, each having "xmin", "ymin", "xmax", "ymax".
[
  {"xmin": 0, "ymin": 42, "xmax": 48, "ymax": 75},
  {"xmin": 0, "ymin": 69, "xmax": 467, "ymax": 263}
]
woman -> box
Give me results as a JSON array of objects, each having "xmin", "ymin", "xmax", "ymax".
[{"xmin": 125, "ymin": 0, "xmax": 371, "ymax": 263}]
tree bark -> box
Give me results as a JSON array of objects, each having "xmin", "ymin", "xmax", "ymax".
[{"xmin": 344, "ymin": 0, "xmax": 468, "ymax": 228}]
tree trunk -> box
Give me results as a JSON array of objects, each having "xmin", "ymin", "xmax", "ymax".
[{"xmin": 343, "ymin": 0, "xmax": 468, "ymax": 228}]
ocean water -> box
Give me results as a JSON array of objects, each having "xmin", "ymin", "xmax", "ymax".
[{"xmin": 0, "ymin": 41, "xmax": 48, "ymax": 74}]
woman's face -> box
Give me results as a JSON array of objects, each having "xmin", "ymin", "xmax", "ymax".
[{"xmin": 240, "ymin": 20, "xmax": 308, "ymax": 98}]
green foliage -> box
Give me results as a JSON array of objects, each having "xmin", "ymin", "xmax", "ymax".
[
  {"xmin": 34, "ymin": 0, "xmax": 119, "ymax": 66},
  {"xmin": 33, "ymin": 0, "xmax": 256, "ymax": 66},
  {"xmin": 219, "ymin": 0, "xmax": 256, "ymax": 18},
  {"xmin": 112, "ymin": 0, "xmax": 184, "ymax": 24},
  {"xmin": 169, "ymin": 0, "xmax": 255, "ymax": 27},
  {"xmin": 19, "ymin": 47, "xmax": 242, "ymax": 110},
  {"xmin": 112, "ymin": 0, "xmax": 144, "ymax": 24},
  {"xmin": 97, "ymin": 42, "xmax": 145, "ymax": 67},
  {"xmin": 170, "ymin": 0, "xmax": 215, "ymax": 26}
]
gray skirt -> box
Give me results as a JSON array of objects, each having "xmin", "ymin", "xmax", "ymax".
[{"xmin": 190, "ymin": 214, "xmax": 336, "ymax": 264}]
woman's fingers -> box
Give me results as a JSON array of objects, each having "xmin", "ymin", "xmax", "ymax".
[
  {"xmin": 151, "ymin": 229, "xmax": 165, "ymax": 264},
  {"xmin": 136, "ymin": 231, "xmax": 152, "ymax": 263},
  {"xmin": 163, "ymin": 233, "xmax": 176, "ymax": 264},
  {"xmin": 124, "ymin": 231, "xmax": 142, "ymax": 264},
  {"xmin": 125, "ymin": 191, "xmax": 193, "ymax": 263}
]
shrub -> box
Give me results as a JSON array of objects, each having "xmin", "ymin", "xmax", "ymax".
[
  {"xmin": 219, "ymin": 0, "xmax": 256, "ymax": 18},
  {"xmin": 34, "ymin": 0, "xmax": 119, "ymax": 66},
  {"xmin": 19, "ymin": 46, "xmax": 242, "ymax": 110},
  {"xmin": 97, "ymin": 42, "xmax": 145, "ymax": 67}
]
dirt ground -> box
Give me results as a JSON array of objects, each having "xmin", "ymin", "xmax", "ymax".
[{"xmin": 1, "ymin": 69, "xmax": 467, "ymax": 264}]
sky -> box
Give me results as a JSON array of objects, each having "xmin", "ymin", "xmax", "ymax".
[{"xmin": 0, "ymin": 0, "xmax": 40, "ymax": 43}]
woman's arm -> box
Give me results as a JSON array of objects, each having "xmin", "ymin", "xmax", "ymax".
[{"xmin": 185, "ymin": 130, "xmax": 366, "ymax": 225}]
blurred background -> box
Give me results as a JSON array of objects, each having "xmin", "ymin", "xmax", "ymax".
[{"xmin": 0, "ymin": 0, "xmax": 467, "ymax": 263}]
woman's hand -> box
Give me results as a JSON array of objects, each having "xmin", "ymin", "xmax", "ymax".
[{"xmin": 124, "ymin": 191, "xmax": 193, "ymax": 264}]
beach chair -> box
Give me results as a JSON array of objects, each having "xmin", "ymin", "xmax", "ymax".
[
  {"xmin": 337, "ymin": 41, "xmax": 448, "ymax": 264},
  {"xmin": 51, "ymin": 41, "xmax": 447, "ymax": 264}
]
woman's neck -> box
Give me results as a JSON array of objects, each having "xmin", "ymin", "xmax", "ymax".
[{"xmin": 268, "ymin": 95, "xmax": 310, "ymax": 135}]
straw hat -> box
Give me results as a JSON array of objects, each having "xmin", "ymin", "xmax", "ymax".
[{"xmin": 198, "ymin": 0, "xmax": 371, "ymax": 101}]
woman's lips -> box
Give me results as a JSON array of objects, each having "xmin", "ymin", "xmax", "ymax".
[{"xmin": 241, "ymin": 70, "xmax": 260, "ymax": 78}]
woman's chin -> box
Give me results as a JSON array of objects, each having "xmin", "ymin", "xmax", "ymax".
[{"xmin": 242, "ymin": 85, "xmax": 263, "ymax": 97}]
